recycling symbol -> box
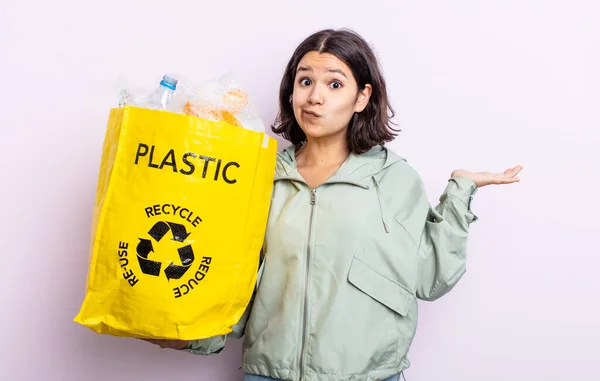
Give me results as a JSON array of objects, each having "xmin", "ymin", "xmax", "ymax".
[{"xmin": 136, "ymin": 221, "xmax": 194, "ymax": 280}]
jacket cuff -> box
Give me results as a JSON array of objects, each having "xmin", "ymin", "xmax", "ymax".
[
  {"xmin": 443, "ymin": 177, "xmax": 478, "ymax": 222},
  {"xmin": 180, "ymin": 335, "xmax": 227, "ymax": 355}
]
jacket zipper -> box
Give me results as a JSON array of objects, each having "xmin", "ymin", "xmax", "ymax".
[{"xmin": 299, "ymin": 188, "xmax": 316, "ymax": 381}]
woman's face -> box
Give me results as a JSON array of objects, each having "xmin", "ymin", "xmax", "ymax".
[{"xmin": 292, "ymin": 51, "xmax": 371, "ymax": 142}]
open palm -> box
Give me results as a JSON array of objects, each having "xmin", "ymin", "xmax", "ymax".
[{"xmin": 452, "ymin": 165, "xmax": 523, "ymax": 188}]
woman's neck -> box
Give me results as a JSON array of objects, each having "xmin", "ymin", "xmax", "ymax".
[{"xmin": 295, "ymin": 136, "xmax": 350, "ymax": 168}]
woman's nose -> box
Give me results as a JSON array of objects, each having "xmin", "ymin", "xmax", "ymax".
[{"xmin": 307, "ymin": 85, "xmax": 324, "ymax": 105}]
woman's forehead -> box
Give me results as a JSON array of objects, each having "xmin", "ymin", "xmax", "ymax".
[{"xmin": 297, "ymin": 51, "xmax": 352, "ymax": 76}]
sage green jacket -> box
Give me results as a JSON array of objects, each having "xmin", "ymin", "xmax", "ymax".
[{"xmin": 185, "ymin": 145, "xmax": 478, "ymax": 381}]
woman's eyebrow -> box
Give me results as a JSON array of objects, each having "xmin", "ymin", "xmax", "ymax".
[
  {"xmin": 326, "ymin": 68, "xmax": 347, "ymax": 79},
  {"xmin": 296, "ymin": 66, "xmax": 348, "ymax": 79},
  {"xmin": 297, "ymin": 66, "xmax": 313, "ymax": 73}
]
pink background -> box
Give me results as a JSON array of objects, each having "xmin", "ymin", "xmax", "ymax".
[{"xmin": 1, "ymin": 1, "xmax": 598, "ymax": 380}]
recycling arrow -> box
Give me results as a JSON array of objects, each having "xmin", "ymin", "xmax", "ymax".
[
  {"xmin": 148, "ymin": 221, "xmax": 191, "ymax": 242},
  {"xmin": 136, "ymin": 221, "xmax": 195, "ymax": 279},
  {"xmin": 164, "ymin": 244, "xmax": 195, "ymax": 280},
  {"xmin": 136, "ymin": 238, "xmax": 161, "ymax": 276},
  {"xmin": 165, "ymin": 222, "xmax": 191, "ymax": 242},
  {"xmin": 148, "ymin": 221, "xmax": 170, "ymax": 242}
]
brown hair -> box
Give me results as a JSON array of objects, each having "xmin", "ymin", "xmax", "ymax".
[{"xmin": 272, "ymin": 29, "xmax": 399, "ymax": 154}]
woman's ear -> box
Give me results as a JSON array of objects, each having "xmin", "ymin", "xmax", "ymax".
[{"xmin": 354, "ymin": 84, "xmax": 372, "ymax": 113}]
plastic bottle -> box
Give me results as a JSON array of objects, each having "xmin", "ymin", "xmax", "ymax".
[{"xmin": 148, "ymin": 75, "xmax": 178, "ymax": 110}]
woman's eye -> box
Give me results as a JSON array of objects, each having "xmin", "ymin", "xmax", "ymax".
[
  {"xmin": 330, "ymin": 81, "xmax": 342, "ymax": 89},
  {"xmin": 300, "ymin": 79, "xmax": 312, "ymax": 86}
]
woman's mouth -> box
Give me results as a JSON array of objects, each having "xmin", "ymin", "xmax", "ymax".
[{"xmin": 302, "ymin": 110, "xmax": 321, "ymax": 118}]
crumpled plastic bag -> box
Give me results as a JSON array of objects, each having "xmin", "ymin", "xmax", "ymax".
[{"xmin": 116, "ymin": 73, "xmax": 266, "ymax": 133}]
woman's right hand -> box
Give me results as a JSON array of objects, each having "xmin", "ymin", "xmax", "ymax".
[{"xmin": 142, "ymin": 339, "xmax": 189, "ymax": 350}]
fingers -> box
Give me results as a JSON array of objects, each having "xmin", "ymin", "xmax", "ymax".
[
  {"xmin": 144, "ymin": 339, "xmax": 188, "ymax": 349},
  {"xmin": 502, "ymin": 177, "xmax": 520, "ymax": 184},
  {"xmin": 141, "ymin": 338, "xmax": 168, "ymax": 347},
  {"xmin": 492, "ymin": 171, "xmax": 521, "ymax": 185},
  {"xmin": 511, "ymin": 165, "xmax": 523, "ymax": 177},
  {"xmin": 503, "ymin": 165, "xmax": 523, "ymax": 177},
  {"xmin": 496, "ymin": 174, "xmax": 520, "ymax": 184}
]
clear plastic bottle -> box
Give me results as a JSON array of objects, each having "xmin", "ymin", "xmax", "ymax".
[{"xmin": 148, "ymin": 75, "xmax": 178, "ymax": 110}]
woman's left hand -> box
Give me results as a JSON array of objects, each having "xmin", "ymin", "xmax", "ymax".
[
  {"xmin": 142, "ymin": 339, "xmax": 189, "ymax": 350},
  {"xmin": 451, "ymin": 165, "xmax": 523, "ymax": 188}
]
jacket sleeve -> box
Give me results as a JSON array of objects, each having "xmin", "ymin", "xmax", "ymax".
[
  {"xmin": 180, "ymin": 253, "xmax": 265, "ymax": 355},
  {"xmin": 416, "ymin": 176, "xmax": 478, "ymax": 301},
  {"xmin": 180, "ymin": 290, "xmax": 256, "ymax": 355}
]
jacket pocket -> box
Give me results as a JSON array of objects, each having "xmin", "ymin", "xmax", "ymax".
[{"xmin": 348, "ymin": 256, "xmax": 412, "ymax": 316}]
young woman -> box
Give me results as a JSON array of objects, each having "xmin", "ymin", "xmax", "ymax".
[{"xmin": 146, "ymin": 29, "xmax": 522, "ymax": 381}]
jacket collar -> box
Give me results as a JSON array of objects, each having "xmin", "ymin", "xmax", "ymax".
[{"xmin": 274, "ymin": 144, "xmax": 405, "ymax": 189}]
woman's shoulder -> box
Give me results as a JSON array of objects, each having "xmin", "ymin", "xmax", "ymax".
[{"xmin": 376, "ymin": 146, "xmax": 425, "ymax": 189}]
